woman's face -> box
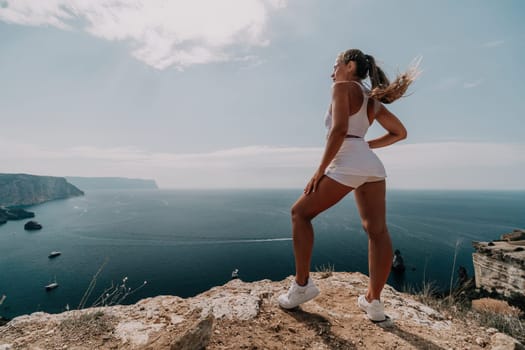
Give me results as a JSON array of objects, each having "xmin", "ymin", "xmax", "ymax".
[{"xmin": 331, "ymin": 57, "xmax": 355, "ymax": 82}]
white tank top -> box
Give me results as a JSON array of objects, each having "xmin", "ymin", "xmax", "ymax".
[
  {"xmin": 323, "ymin": 81, "xmax": 387, "ymax": 177},
  {"xmin": 324, "ymin": 81, "xmax": 370, "ymax": 138}
]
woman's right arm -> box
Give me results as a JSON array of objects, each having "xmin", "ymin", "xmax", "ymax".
[{"xmin": 367, "ymin": 102, "xmax": 407, "ymax": 149}]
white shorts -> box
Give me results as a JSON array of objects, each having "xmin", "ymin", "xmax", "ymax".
[{"xmin": 325, "ymin": 172, "xmax": 385, "ymax": 189}]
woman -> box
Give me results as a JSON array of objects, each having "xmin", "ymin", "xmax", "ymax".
[{"xmin": 278, "ymin": 49, "xmax": 419, "ymax": 322}]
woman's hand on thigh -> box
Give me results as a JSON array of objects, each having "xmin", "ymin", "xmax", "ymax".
[{"xmin": 304, "ymin": 168, "xmax": 325, "ymax": 195}]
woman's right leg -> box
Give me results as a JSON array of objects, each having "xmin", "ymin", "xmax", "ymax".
[{"xmin": 291, "ymin": 175, "xmax": 353, "ymax": 286}]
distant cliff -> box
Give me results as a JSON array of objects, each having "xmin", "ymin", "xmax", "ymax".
[
  {"xmin": 0, "ymin": 173, "xmax": 84, "ymax": 207},
  {"xmin": 65, "ymin": 177, "xmax": 158, "ymax": 191}
]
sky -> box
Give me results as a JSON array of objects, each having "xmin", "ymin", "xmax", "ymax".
[{"xmin": 0, "ymin": 0, "xmax": 524, "ymax": 189}]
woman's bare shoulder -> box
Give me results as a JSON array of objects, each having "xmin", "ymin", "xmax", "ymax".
[
  {"xmin": 331, "ymin": 81, "xmax": 361, "ymax": 95},
  {"xmin": 331, "ymin": 80, "xmax": 358, "ymax": 88}
]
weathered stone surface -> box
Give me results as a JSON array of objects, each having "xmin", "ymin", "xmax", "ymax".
[
  {"xmin": 490, "ymin": 332, "xmax": 525, "ymax": 350},
  {"xmin": 501, "ymin": 229, "xmax": 525, "ymax": 242},
  {"xmin": 170, "ymin": 313, "xmax": 213, "ymax": 350},
  {"xmin": 114, "ymin": 320, "xmax": 163, "ymax": 346},
  {"xmin": 473, "ymin": 240, "xmax": 525, "ymax": 297},
  {"xmin": 190, "ymin": 279, "xmax": 262, "ymax": 320},
  {"xmin": 0, "ymin": 272, "xmax": 522, "ymax": 349}
]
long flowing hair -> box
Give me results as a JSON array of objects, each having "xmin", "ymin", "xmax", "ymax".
[{"xmin": 340, "ymin": 49, "xmax": 421, "ymax": 104}]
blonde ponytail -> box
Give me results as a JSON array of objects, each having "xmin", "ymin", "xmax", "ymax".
[
  {"xmin": 342, "ymin": 49, "xmax": 421, "ymax": 104},
  {"xmin": 367, "ymin": 55, "xmax": 421, "ymax": 104}
]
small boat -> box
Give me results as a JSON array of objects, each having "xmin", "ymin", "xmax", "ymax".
[
  {"xmin": 231, "ymin": 268, "xmax": 239, "ymax": 279},
  {"xmin": 48, "ymin": 251, "xmax": 61, "ymax": 258},
  {"xmin": 45, "ymin": 276, "xmax": 59, "ymax": 291},
  {"xmin": 45, "ymin": 282, "xmax": 59, "ymax": 291}
]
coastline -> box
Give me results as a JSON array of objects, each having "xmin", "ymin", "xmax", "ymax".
[{"xmin": 1, "ymin": 189, "xmax": 524, "ymax": 321}]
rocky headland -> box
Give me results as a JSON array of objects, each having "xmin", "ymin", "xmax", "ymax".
[
  {"xmin": 472, "ymin": 229, "xmax": 525, "ymax": 300},
  {"xmin": 0, "ymin": 173, "xmax": 84, "ymax": 208},
  {"xmin": 1, "ymin": 272, "xmax": 523, "ymax": 350}
]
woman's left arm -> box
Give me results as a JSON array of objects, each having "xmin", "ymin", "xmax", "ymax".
[
  {"xmin": 304, "ymin": 82, "xmax": 351, "ymax": 194},
  {"xmin": 367, "ymin": 103, "xmax": 407, "ymax": 149}
]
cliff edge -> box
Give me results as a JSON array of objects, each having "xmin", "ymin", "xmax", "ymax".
[
  {"xmin": 0, "ymin": 173, "xmax": 84, "ymax": 207},
  {"xmin": 1, "ymin": 272, "xmax": 522, "ymax": 349}
]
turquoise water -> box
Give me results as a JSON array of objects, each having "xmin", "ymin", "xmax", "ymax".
[{"xmin": 1, "ymin": 189, "xmax": 524, "ymax": 320}]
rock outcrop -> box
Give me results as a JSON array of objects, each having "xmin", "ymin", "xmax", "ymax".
[
  {"xmin": 0, "ymin": 208, "xmax": 35, "ymax": 225},
  {"xmin": 0, "ymin": 173, "xmax": 84, "ymax": 207},
  {"xmin": 472, "ymin": 229, "xmax": 525, "ymax": 298},
  {"xmin": 1, "ymin": 272, "xmax": 522, "ymax": 349},
  {"xmin": 501, "ymin": 229, "xmax": 525, "ymax": 242},
  {"xmin": 23, "ymin": 220, "xmax": 42, "ymax": 231}
]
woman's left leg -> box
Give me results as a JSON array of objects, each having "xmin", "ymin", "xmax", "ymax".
[{"xmin": 354, "ymin": 180, "xmax": 393, "ymax": 302}]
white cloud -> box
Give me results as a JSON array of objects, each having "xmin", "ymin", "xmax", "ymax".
[
  {"xmin": 1, "ymin": 140, "xmax": 524, "ymax": 189},
  {"xmin": 0, "ymin": 142, "xmax": 321, "ymax": 168},
  {"xmin": 434, "ymin": 76, "xmax": 460, "ymax": 90},
  {"xmin": 0, "ymin": 0, "xmax": 287, "ymax": 69},
  {"xmin": 436, "ymin": 77, "xmax": 484, "ymax": 90},
  {"xmin": 376, "ymin": 142, "xmax": 525, "ymax": 190},
  {"xmin": 376, "ymin": 142, "xmax": 525, "ymax": 169},
  {"xmin": 481, "ymin": 40, "xmax": 505, "ymax": 48},
  {"xmin": 463, "ymin": 79, "xmax": 483, "ymax": 89}
]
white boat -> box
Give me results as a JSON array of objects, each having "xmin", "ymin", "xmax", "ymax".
[
  {"xmin": 45, "ymin": 282, "xmax": 59, "ymax": 291},
  {"xmin": 45, "ymin": 276, "xmax": 59, "ymax": 291},
  {"xmin": 231, "ymin": 268, "xmax": 239, "ymax": 279},
  {"xmin": 48, "ymin": 251, "xmax": 61, "ymax": 258}
]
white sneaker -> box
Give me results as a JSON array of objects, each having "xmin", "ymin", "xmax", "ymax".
[
  {"xmin": 278, "ymin": 277, "xmax": 320, "ymax": 309},
  {"xmin": 358, "ymin": 295, "xmax": 386, "ymax": 321}
]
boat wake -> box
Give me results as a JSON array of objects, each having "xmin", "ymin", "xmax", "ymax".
[{"xmin": 70, "ymin": 234, "xmax": 292, "ymax": 247}]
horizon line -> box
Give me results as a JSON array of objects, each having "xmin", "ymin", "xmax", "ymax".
[{"xmin": 152, "ymin": 187, "xmax": 525, "ymax": 191}]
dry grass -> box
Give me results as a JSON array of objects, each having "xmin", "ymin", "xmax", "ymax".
[
  {"xmin": 315, "ymin": 263, "xmax": 335, "ymax": 279},
  {"xmin": 59, "ymin": 310, "xmax": 115, "ymax": 341},
  {"xmin": 472, "ymin": 298, "xmax": 523, "ymax": 317},
  {"xmin": 79, "ymin": 259, "xmax": 148, "ymax": 309},
  {"xmin": 409, "ymin": 241, "xmax": 525, "ymax": 344},
  {"xmin": 411, "ymin": 285, "xmax": 525, "ymax": 344},
  {"xmin": 475, "ymin": 310, "xmax": 525, "ymax": 341}
]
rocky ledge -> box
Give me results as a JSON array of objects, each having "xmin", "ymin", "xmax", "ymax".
[{"xmin": 1, "ymin": 272, "xmax": 523, "ymax": 350}]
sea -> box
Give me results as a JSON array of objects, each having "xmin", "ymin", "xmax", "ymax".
[{"xmin": 1, "ymin": 189, "xmax": 524, "ymax": 320}]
